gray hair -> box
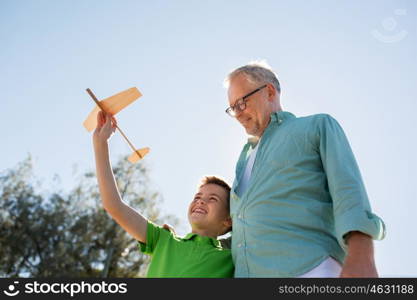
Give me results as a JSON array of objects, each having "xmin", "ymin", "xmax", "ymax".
[{"xmin": 224, "ymin": 60, "xmax": 281, "ymax": 93}]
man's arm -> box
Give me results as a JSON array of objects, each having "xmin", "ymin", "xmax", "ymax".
[
  {"xmin": 317, "ymin": 115, "xmax": 385, "ymax": 277},
  {"xmin": 93, "ymin": 112, "xmax": 147, "ymax": 243},
  {"xmin": 340, "ymin": 231, "xmax": 378, "ymax": 277}
]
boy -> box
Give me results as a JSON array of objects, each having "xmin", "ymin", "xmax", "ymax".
[{"xmin": 93, "ymin": 111, "xmax": 233, "ymax": 277}]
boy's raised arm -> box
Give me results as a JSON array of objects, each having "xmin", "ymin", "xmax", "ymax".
[{"xmin": 93, "ymin": 111, "xmax": 147, "ymax": 243}]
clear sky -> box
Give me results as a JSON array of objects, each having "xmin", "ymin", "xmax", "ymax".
[{"xmin": 1, "ymin": 0, "xmax": 416, "ymax": 277}]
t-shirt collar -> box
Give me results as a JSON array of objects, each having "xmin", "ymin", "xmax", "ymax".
[{"xmin": 184, "ymin": 233, "xmax": 221, "ymax": 248}]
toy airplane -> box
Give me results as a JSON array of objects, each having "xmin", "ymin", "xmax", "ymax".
[{"xmin": 83, "ymin": 87, "xmax": 150, "ymax": 163}]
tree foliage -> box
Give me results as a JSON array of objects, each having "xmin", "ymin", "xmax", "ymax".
[{"xmin": 0, "ymin": 155, "xmax": 179, "ymax": 277}]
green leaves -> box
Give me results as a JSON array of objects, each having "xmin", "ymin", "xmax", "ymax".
[{"xmin": 0, "ymin": 155, "xmax": 179, "ymax": 277}]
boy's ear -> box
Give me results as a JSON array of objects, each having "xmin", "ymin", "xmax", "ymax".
[{"xmin": 223, "ymin": 217, "xmax": 232, "ymax": 229}]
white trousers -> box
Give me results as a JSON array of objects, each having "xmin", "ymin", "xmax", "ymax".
[{"xmin": 298, "ymin": 257, "xmax": 342, "ymax": 278}]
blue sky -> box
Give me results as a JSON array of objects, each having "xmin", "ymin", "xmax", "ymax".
[{"xmin": 1, "ymin": 0, "xmax": 416, "ymax": 277}]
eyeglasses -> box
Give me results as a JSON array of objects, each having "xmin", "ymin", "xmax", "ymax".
[{"xmin": 225, "ymin": 84, "xmax": 267, "ymax": 117}]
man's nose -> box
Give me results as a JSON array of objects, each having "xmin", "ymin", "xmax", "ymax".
[
  {"xmin": 236, "ymin": 109, "xmax": 246, "ymax": 121},
  {"xmin": 235, "ymin": 108, "xmax": 243, "ymax": 119}
]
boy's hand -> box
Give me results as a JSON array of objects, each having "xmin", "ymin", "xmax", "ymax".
[{"xmin": 93, "ymin": 111, "xmax": 118, "ymax": 144}]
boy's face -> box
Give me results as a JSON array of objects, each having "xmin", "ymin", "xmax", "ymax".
[{"xmin": 187, "ymin": 183, "xmax": 231, "ymax": 236}]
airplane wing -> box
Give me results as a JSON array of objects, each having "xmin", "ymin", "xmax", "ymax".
[{"xmin": 83, "ymin": 87, "xmax": 142, "ymax": 132}]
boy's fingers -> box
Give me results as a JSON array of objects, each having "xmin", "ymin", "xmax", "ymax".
[
  {"xmin": 96, "ymin": 111, "xmax": 100, "ymax": 125},
  {"xmin": 108, "ymin": 114, "xmax": 117, "ymax": 128},
  {"xmin": 104, "ymin": 113, "xmax": 111, "ymax": 128},
  {"xmin": 96, "ymin": 110, "xmax": 105, "ymax": 128},
  {"xmin": 97, "ymin": 111, "xmax": 117, "ymax": 132}
]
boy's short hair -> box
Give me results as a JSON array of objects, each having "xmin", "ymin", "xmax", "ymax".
[{"xmin": 199, "ymin": 176, "xmax": 231, "ymax": 211}]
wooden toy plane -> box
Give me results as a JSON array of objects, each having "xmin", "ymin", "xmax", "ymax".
[{"xmin": 83, "ymin": 87, "xmax": 150, "ymax": 163}]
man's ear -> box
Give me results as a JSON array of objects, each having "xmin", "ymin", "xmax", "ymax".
[{"xmin": 267, "ymin": 83, "xmax": 276, "ymax": 102}]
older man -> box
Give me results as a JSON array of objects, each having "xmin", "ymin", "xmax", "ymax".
[{"xmin": 224, "ymin": 61, "xmax": 385, "ymax": 277}]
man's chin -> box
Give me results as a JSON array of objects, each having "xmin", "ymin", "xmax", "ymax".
[
  {"xmin": 243, "ymin": 125, "xmax": 251, "ymax": 134},
  {"xmin": 245, "ymin": 127, "xmax": 256, "ymax": 136}
]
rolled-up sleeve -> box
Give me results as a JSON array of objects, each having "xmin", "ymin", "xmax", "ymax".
[{"xmin": 318, "ymin": 114, "xmax": 386, "ymax": 250}]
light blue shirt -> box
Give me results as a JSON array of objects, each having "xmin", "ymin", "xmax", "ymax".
[{"xmin": 230, "ymin": 111, "xmax": 386, "ymax": 277}]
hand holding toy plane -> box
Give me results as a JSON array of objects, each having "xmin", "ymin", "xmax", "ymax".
[{"xmin": 83, "ymin": 87, "xmax": 149, "ymax": 163}]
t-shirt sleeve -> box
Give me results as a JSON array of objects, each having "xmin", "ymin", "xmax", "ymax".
[
  {"xmin": 138, "ymin": 220, "xmax": 162, "ymax": 255},
  {"xmin": 317, "ymin": 114, "xmax": 386, "ymax": 250}
]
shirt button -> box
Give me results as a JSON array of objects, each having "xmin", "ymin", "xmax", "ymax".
[
  {"xmin": 238, "ymin": 214, "xmax": 243, "ymax": 219},
  {"xmin": 237, "ymin": 243, "xmax": 242, "ymax": 248}
]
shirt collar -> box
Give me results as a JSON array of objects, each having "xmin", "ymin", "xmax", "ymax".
[
  {"xmin": 184, "ymin": 233, "xmax": 222, "ymax": 248},
  {"xmin": 270, "ymin": 110, "xmax": 296, "ymax": 124},
  {"xmin": 247, "ymin": 111, "xmax": 296, "ymax": 146},
  {"xmin": 247, "ymin": 136, "xmax": 260, "ymax": 147}
]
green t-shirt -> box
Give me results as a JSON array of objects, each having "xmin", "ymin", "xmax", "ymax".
[{"xmin": 138, "ymin": 221, "xmax": 234, "ymax": 278}]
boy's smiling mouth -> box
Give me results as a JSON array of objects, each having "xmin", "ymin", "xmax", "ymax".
[{"xmin": 192, "ymin": 207, "xmax": 207, "ymax": 214}]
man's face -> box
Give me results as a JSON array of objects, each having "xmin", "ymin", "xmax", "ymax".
[
  {"xmin": 188, "ymin": 184, "xmax": 231, "ymax": 235},
  {"xmin": 228, "ymin": 74, "xmax": 272, "ymax": 137}
]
